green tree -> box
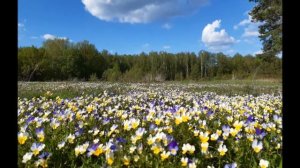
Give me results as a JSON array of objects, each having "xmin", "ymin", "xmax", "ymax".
[{"xmin": 249, "ymin": 0, "xmax": 282, "ymax": 55}]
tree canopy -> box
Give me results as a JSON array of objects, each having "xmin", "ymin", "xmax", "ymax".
[
  {"xmin": 249, "ymin": 0, "xmax": 282, "ymax": 56},
  {"xmin": 18, "ymin": 39, "xmax": 281, "ymax": 82}
]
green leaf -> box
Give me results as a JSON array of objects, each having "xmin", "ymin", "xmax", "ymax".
[{"xmin": 279, "ymin": 159, "xmax": 282, "ymax": 168}]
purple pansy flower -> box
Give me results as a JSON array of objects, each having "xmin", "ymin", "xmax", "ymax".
[{"xmin": 168, "ymin": 140, "xmax": 179, "ymax": 155}]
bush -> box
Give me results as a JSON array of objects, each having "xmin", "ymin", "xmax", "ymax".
[{"xmin": 88, "ymin": 73, "xmax": 98, "ymax": 82}]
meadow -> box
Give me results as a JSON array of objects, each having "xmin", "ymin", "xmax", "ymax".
[{"xmin": 18, "ymin": 80, "xmax": 282, "ymax": 168}]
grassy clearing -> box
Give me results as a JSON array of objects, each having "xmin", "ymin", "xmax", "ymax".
[{"xmin": 18, "ymin": 80, "xmax": 281, "ymax": 99}]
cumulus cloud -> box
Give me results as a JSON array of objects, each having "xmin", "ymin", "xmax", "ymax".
[
  {"xmin": 162, "ymin": 23, "xmax": 172, "ymax": 30},
  {"xmin": 163, "ymin": 45, "xmax": 171, "ymax": 49},
  {"xmin": 81, "ymin": 0, "xmax": 208, "ymax": 23},
  {"xmin": 234, "ymin": 13, "xmax": 261, "ymax": 38},
  {"xmin": 42, "ymin": 34, "xmax": 68, "ymax": 40},
  {"xmin": 242, "ymin": 26, "xmax": 259, "ymax": 37},
  {"xmin": 201, "ymin": 20, "xmax": 236, "ymax": 52},
  {"xmin": 234, "ymin": 15, "xmax": 252, "ymax": 30}
]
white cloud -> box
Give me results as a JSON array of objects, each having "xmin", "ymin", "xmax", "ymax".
[
  {"xmin": 42, "ymin": 34, "xmax": 68, "ymax": 40},
  {"xmin": 225, "ymin": 49, "xmax": 235, "ymax": 56},
  {"xmin": 234, "ymin": 13, "xmax": 261, "ymax": 38},
  {"xmin": 81, "ymin": 0, "xmax": 208, "ymax": 24},
  {"xmin": 253, "ymin": 50, "xmax": 262, "ymax": 55},
  {"xmin": 233, "ymin": 15, "xmax": 252, "ymax": 30},
  {"xmin": 162, "ymin": 23, "xmax": 172, "ymax": 30},
  {"xmin": 242, "ymin": 27, "xmax": 259, "ymax": 37},
  {"xmin": 163, "ymin": 45, "xmax": 171, "ymax": 49},
  {"xmin": 202, "ymin": 20, "xmax": 236, "ymax": 52}
]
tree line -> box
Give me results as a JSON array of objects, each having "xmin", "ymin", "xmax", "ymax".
[{"xmin": 18, "ymin": 39, "xmax": 281, "ymax": 82}]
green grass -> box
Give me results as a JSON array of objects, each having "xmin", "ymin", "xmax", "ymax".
[{"xmin": 18, "ymin": 79, "xmax": 282, "ymax": 99}]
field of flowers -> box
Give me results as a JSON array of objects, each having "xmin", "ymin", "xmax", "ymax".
[{"xmin": 18, "ymin": 82, "xmax": 282, "ymax": 167}]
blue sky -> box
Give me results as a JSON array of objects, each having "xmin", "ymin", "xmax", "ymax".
[{"xmin": 18, "ymin": 0, "xmax": 262, "ymax": 56}]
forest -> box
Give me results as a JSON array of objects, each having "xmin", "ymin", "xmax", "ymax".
[{"xmin": 18, "ymin": 39, "xmax": 281, "ymax": 82}]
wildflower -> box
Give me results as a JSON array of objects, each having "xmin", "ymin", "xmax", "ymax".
[
  {"xmin": 181, "ymin": 157, "xmax": 188, "ymax": 167},
  {"xmin": 227, "ymin": 116, "xmax": 233, "ymax": 123},
  {"xmin": 255, "ymin": 128, "xmax": 267, "ymax": 139},
  {"xmin": 129, "ymin": 146, "xmax": 136, "ymax": 153},
  {"xmin": 168, "ymin": 140, "xmax": 179, "ymax": 155},
  {"xmin": 193, "ymin": 130, "xmax": 199, "ymax": 137},
  {"xmin": 230, "ymin": 128, "xmax": 238, "ymax": 137},
  {"xmin": 94, "ymin": 144, "xmax": 105, "ymax": 156},
  {"xmin": 188, "ymin": 162, "xmax": 197, "ymax": 168},
  {"xmin": 38, "ymin": 152, "xmax": 52, "ymax": 160},
  {"xmin": 137, "ymin": 143, "xmax": 143, "ymax": 154},
  {"xmin": 123, "ymin": 120, "xmax": 131, "ymax": 131},
  {"xmin": 246, "ymin": 115, "xmax": 255, "ymax": 124},
  {"xmin": 151, "ymin": 144, "xmax": 162, "ymax": 155},
  {"xmin": 131, "ymin": 118, "xmax": 140, "ymax": 129},
  {"xmin": 106, "ymin": 151, "xmax": 114, "ymax": 166},
  {"xmin": 222, "ymin": 125, "xmax": 230, "ymax": 139},
  {"xmin": 18, "ymin": 132, "xmax": 29, "ymax": 145},
  {"xmin": 273, "ymin": 115, "xmax": 282, "ymax": 124},
  {"xmin": 259, "ymin": 159, "xmax": 269, "ymax": 168},
  {"xmin": 224, "ymin": 162, "xmax": 237, "ymax": 168},
  {"xmin": 36, "ymin": 128, "xmax": 45, "ymax": 142},
  {"xmin": 210, "ymin": 133, "xmax": 219, "ymax": 141},
  {"xmin": 34, "ymin": 158, "xmax": 48, "ymax": 168},
  {"xmin": 133, "ymin": 155, "xmax": 139, "ymax": 162},
  {"xmin": 199, "ymin": 131, "xmax": 210, "ymax": 143},
  {"xmin": 218, "ymin": 144, "xmax": 228, "ymax": 156},
  {"xmin": 50, "ymin": 118, "xmax": 60, "ymax": 130},
  {"xmin": 31, "ymin": 143, "xmax": 46, "ymax": 156},
  {"xmin": 147, "ymin": 135, "xmax": 155, "ymax": 145},
  {"xmin": 136, "ymin": 127, "xmax": 146, "ymax": 139},
  {"xmin": 167, "ymin": 126, "xmax": 173, "ymax": 133},
  {"xmin": 57, "ymin": 141, "xmax": 66, "ymax": 149},
  {"xmin": 175, "ymin": 116, "xmax": 182, "ymax": 125},
  {"xmin": 160, "ymin": 151, "xmax": 170, "ymax": 161},
  {"xmin": 93, "ymin": 138, "xmax": 99, "ymax": 143},
  {"xmin": 182, "ymin": 143, "xmax": 195, "ymax": 154},
  {"xmin": 22, "ymin": 152, "xmax": 33, "ymax": 163},
  {"xmin": 182, "ymin": 112, "xmax": 190, "ymax": 122},
  {"xmin": 216, "ymin": 130, "xmax": 222, "ymax": 136},
  {"xmin": 233, "ymin": 121, "xmax": 244, "ymax": 131},
  {"xmin": 155, "ymin": 118, "xmax": 162, "ymax": 125},
  {"xmin": 123, "ymin": 155, "xmax": 130, "ymax": 166},
  {"xmin": 252, "ymin": 139, "xmax": 263, "ymax": 153},
  {"xmin": 116, "ymin": 137, "xmax": 127, "ymax": 143},
  {"xmin": 87, "ymin": 143, "xmax": 104, "ymax": 156},
  {"xmin": 201, "ymin": 142, "xmax": 209, "ymax": 154},
  {"xmin": 86, "ymin": 105, "xmax": 95, "ymax": 113},
  {"xmin": 75, "ymin": 142, "xmax": 89, "ymax": 156},
  {"xmin": 66, "ymin": 134, "xmax": 75, "ymax": 144}
]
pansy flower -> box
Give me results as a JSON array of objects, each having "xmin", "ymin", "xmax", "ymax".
[
  {"xmin": 31, "ymin": 143, "xmax": 46, "ymax": 156},
  {"xmin": 18, "ymin": 132, "xmax": 29, "ymax": 145},
  {"xmin": 252, "ymin": 139, "xmax": 263, "ymax": 153},
  {"xmin": 224, "ymin": 162, "xmax": 237, "ymax": 168},
  {"xmin": 168, "ymin": 140, "xmax": 179, "ymax": 155},
  {"xmin": 36, "ymin": 127, "xmax": 45, "ymax": 142}
]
